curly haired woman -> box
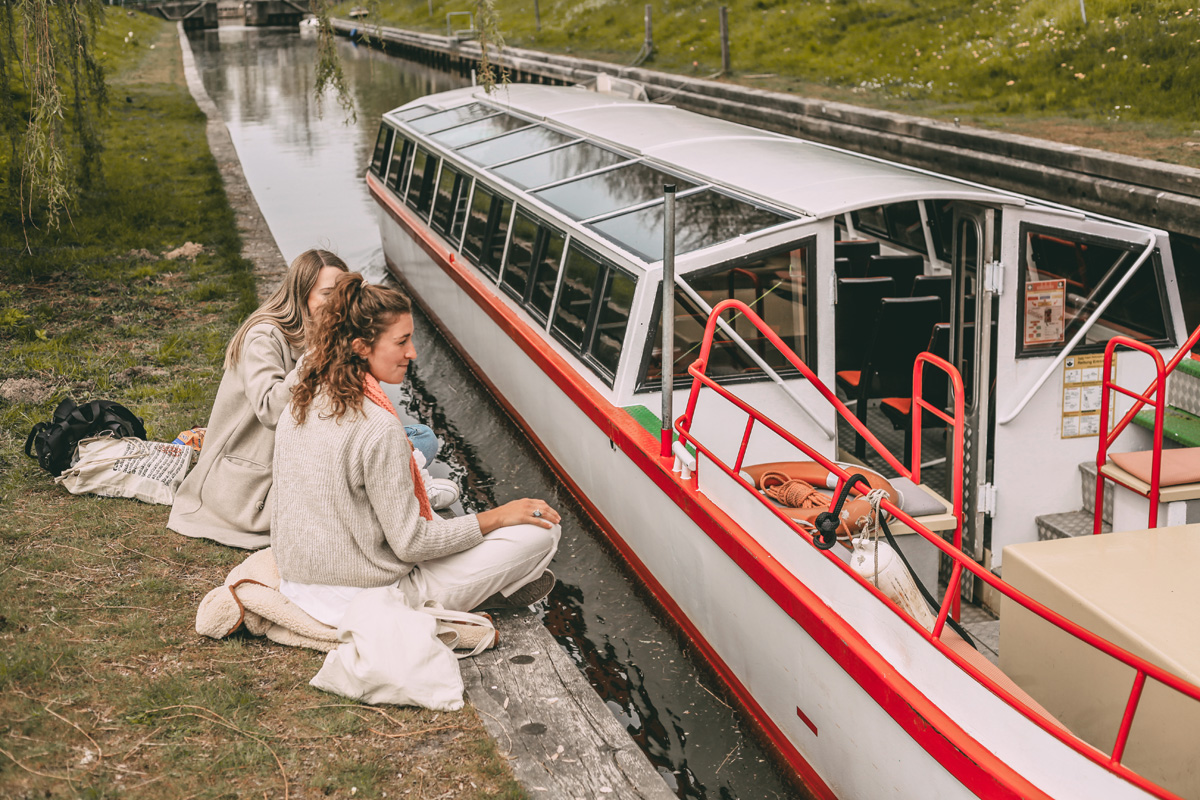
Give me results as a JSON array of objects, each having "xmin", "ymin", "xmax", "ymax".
[{"xmin": 271, "ymin": 273, "xmax": 559, "ymax": 626}]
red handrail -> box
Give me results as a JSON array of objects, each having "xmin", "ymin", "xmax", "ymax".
[
  {"xmin": 675, "ymin": 300, "xmax": 1200, "ymax": 799},
  {"xmin": 911, "ymin": 352, "xmax": 965, "ymax": 620},
  {"xmin": 1095, "ymin": 338, "xmax": 1166, "ymax": 533}
]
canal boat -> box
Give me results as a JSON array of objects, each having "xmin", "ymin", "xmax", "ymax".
[{"xmin": 366, "ymin": 83, "xmax": 1200, "ymax": 799}]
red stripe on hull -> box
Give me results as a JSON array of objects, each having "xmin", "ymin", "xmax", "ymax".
[{"xmin": 369, "ymin": 172, "xmax": 1050, "ymax": 800}]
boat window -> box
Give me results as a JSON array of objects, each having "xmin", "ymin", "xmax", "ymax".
[
  {"xmin": 1016, "ymin": 225, "xmax": 1172, "ymax": 358},
  {"xmin": 431, "ymin": 164, "xmax": 469, "ymax": 241},
  {"xmin": 591, "ymin": 269, "xmax": 637, "ymax": 378},
  {"xmin": 457, "ymin": 125, "xmax": 576, "ymax": 167},
  {"xmin": 385, "ymin": 135, "xmax": 414, "ymax": 194},
  {"xmin": 429, "ymin": 115, "xmax": 529, "ymax": 149},
  {"xmin": 529, "ymin": 229, "xmax": 566, "ymax": 321},
  {"xmin": 394, "ymin": 104, "xmax": 435, "ymax": 122},
  {"xmin": 928, "ymin": 200, "xmax": 955, "ymax": 261},
  {"xmin": 493, "ymin": 141, "xmax": 627, "ymax": 190},
  {"xmin": 534, "ymin": 162, "xmax": 695, "ymax": 221},
  {"xmin": 407, "ymin": 102, "xmax": 495, "ymax": 134},
  {"xmin": 551, "ymin": 245, "xmax": 603, "ymax": 350},
  {"xmin": 852, "ymin": 201, "xmax": 926, "ymax": 254},
  {"xmin": 370, "ymin": 125, "xmax": 393, "ymax": 178},
  {"xmin": 406, "ymin": 147, "xmax": 439, "ymax": 218},
  {"xmin": 501, "ymin": 209, "xmax": 539, "ymax": 300},
  {"xmin": 549, "ymin": 244, "xmax": 637, "ymax": 385},
  {"xmin": 590, "ymin": 190, "xmax": 791, "ymax": 262},
  {"xmin": 461, "ymin": 184, "xmax": 512, "ymax": 279},
  {"xmin": 638, "ymin": 237, "xmax": 816, "ymax": 391}
]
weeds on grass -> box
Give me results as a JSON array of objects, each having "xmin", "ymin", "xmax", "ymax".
[
  {"xmin": 337, "ymin": 0, "xmax": 1200, "ymax": 161},
  {"xmin": 1, "ymin": 12, "xmax": 523, "ymax": 800}
]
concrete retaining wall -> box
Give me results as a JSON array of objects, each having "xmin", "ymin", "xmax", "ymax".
[{"xmin": 333, "ymin": 18, "xmax": 1200, "ymax": 241}]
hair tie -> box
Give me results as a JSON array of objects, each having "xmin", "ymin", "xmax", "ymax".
[{"xmin": 361, "ymin": 278, "xmax": 369, "ymax": 287}]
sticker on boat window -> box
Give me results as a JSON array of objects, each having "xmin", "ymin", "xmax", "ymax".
[
  {"xmin": 1061, "ymin": 353, "xmax": 1110, "ymax": 439},
  {"xmin": 1024, "ymin": 279, "xmax": 1065, "ymax": 346}
]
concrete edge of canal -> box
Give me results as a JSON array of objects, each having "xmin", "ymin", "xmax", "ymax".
[
  {"xmin": 178, "ymin": 22, "xmax": 290, "ymax": 298},
  {"xmin": 176, "ymin": 25, "xmax": 676, "ymax": 798},
  {"xmin": 332, "ymin": 18, "xmax": 1200, "ymax": 241}
]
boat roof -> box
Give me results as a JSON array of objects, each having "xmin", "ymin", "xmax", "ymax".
[{"xmin": 386, "ymin": 84, "xmax": 1019, "ymax": 220}]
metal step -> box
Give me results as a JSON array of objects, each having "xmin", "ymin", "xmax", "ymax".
[
  {"xmin": 1167, "ymin": 357, "xmax": 1200, "ymax": 418},
  {"xmin": 1035, "ymin": 509, "xmax": 1110, "ymax": 541},
  {"xmin": 1079, "ymin": 460, "xmax": 1113, "ymax": 526}
]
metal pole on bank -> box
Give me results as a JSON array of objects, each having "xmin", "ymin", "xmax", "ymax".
[
  {"xmin": 719, "ymin": 7, "xmax": 731, "ymax": 75},
  {"xmin": 661, "ymin": 184, "xmax": 677, "ymax": 459}
]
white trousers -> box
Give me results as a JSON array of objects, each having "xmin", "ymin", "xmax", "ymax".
[{"xmin": 397, "ymin": 522, "xmax": 561, "ymax": 612}]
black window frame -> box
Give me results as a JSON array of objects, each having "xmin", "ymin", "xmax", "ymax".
[
  {"xmin": 499, "ymin": 207, "xmax": 567, "ymax": 325},
  {"xmin": 370, "ymin": 125, "xmax": 394, "ymax": 179},
  {"xmin": 386, "ymin": 134, "xmax": 414, "ymax": 194},
  {"xmin": 430, "ymin": 164, "xmax": 470, "ymax": 241},
  {"xmin": 406, "ymin": 146, "xmax": 440, "ymax": 219},
  {"xmin": 635, "ymin": 236, "xmax": 819, "ymax": 392},
  {"xmin": 1014, "ymin": 222, "xmax": 1174, "ymax": 359},
  {"xmin": 460, "ymin": 183, "xmax": 513, "ymax": 281},
  {"xmin": 549, "ymin": 242, "xmax": 637, "ymax": 386}
]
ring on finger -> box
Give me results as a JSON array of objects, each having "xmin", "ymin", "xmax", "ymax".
[{"xmin": 532, "ymin": 509, "xmax": 542, "ymax": 518}]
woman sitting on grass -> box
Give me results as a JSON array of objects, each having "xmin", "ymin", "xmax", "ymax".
[
  {"xmin": 169, "ymin": 249, "xmax": 445, "ymax": 549},
  {"xmin": 271, "ymin": 273, "xmax": 560, "ymax": 627}
]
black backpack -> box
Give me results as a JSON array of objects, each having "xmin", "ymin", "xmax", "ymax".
[{"xmin": 24, "ymin": 398, "xmax": 147, "ymax": 477}]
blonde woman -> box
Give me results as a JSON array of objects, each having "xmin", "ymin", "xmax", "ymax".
[
  {"xmin": 168, "ymin": 249, "xmax": 349, "ymax": 549},
  {"xmin": 272, "ymin": 273, "xmax": 559, "ymax": 626}
]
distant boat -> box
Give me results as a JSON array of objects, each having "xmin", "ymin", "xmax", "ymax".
[{"xmin": 368, "ymin": 82, "xmax": 1200, "ymax": 799}]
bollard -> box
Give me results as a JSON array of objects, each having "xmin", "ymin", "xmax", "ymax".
[
  {"xmin": 719, "ymin": 6, "xmax": 730, "ymax": 74},
  {"xmin": 534, "ymin": 0, "xmax": 541, "ymax": 32},
  {"xmin": 644, "ymin": 4, "xmax": 653, "ymax": 53}
]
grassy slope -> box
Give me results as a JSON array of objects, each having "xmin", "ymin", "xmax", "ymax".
[
  {"xmin": 0, "ymin": 12, "xmax": 522, "ymax": 800},
  {"xmin": 343, "ymin": 0, "xmax": 1200, "ymax": 167}
]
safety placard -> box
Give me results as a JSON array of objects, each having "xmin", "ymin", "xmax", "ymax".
[
  {"xmin": 1025, "ymin": 279, "xmax": 1066, "ymax": 346},
  {"xmin": 1062, "ymin": 353, "xmax": 1110, "ymax": 439}
]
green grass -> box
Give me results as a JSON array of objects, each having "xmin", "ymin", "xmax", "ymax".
[
  {"xmin": 0, "ymin": 10, "xmax": 524, "ymax": 799},
  {"xmin": 343, "ymin": 0, "xmax": 1200, "ymax": 157}
]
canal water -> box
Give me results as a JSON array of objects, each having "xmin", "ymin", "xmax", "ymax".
[{"xmin": 190, "ymin": 26, "xmax": 804, "ymax": 799}]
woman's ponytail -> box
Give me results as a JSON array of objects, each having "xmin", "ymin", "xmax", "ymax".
[{"xmin": 290, "ymin": 273, "xmax": 413, "ymax": 424}]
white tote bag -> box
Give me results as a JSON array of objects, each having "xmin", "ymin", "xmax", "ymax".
[{"xmin": 55, "ymin": 436, "xmax": 192, "ymax": 505}]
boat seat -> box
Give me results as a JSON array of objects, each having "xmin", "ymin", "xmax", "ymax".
[
  {"xmin": 1100, "ymin": 450, "xmax": 1200, "ymax": 503},
  {"xmin": 834, "ymin": 239, "xmax": 879, "ymax": 278},
  {"xmin": 879, "ymin": 323, "xmax": 952, "ymax": 468},
  {"xmin": 834, "ymin": 276, "xmax": 896, "ymax": 377},
  {"xmin": 834, "ymin": 257, "xmax": 854, "ymax": 280},
  {"xmin": 866, "ymin": 254, "xmax": 925, "ymax": 297},
  {"xmin": 836, "ymin": 296, "xmax": 943, "ymax": 459},
  {"xmin": 910, "ymin": 273, "xmax": 952, "ymax": 320}
]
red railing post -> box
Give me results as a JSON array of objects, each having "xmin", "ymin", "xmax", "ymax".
[{"xmin": 1095, "ymin": 338, "xmax": 1167, "ymax": 534}]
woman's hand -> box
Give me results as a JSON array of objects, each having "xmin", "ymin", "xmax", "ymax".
[{"xmin": 477, "ymin": 498, "xmax": 561, "ymax": 534}]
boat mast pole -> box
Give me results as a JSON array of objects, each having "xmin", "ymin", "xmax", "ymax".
[{"xmin": 661, "ymin": 184, "xmax": 677, "ymax": 459}]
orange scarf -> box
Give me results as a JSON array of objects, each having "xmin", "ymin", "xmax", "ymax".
[{"xmin": 363, "ymin": 373, "xmax": 433, "ymax": 521}]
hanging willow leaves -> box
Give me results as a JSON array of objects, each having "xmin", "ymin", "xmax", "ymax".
[
  {"xmin": 310, "ymin": 0, "xmax": 356, "ymax": 121},
  {"xmin": 1, "ymin": 0, "xmax": 106, "ymax": 232},
  {"xmin": 474, "ymin": 0, "xmax": 508, "ymax": 94}
]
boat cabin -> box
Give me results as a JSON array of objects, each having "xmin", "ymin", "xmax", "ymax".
[{"xmin": 369, "ymin": 83, "xmax": 1184, "ymax": 577}]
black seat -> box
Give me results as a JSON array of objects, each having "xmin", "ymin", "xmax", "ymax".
[
  {"xmin": 866, "ymin": 254, "xmax": 925, "ymax": 296},
  {"xmin": 879, "ymin": 322, "xmax": 953, "ymax": 468},
  {"xmin": 835, "ymin": 277, "xmax": 896, "ymax": 376},
  {"xmin": 834, "ymin": 240, "xmax": 879, "ymax": 278},
  {"xmin": 834, "ymin": 257, "xmax": 854, "ymax": 281},
  {"xmin": 911, "ymin": 273, "xmax": 952, "ymax": 320},
  {"xmin": 835, "ymin": 296, "xmax": 943, "ymax": 459}
]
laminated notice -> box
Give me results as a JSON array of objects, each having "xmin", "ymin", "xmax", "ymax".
[
  {"xmin": 1062, "ymin": 353, "xmax": 1110, "ymax": 439},
  {"xmin": 1025, "ymin": 279, "xmax": 1066, "ymax": 346}
]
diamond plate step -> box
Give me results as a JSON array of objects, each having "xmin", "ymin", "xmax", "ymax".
[
  {"xmin": 1167, "ymin": 357, "xmax": 1200, "ymax": 418},
  {"xmin": 1079, "ymin": 460, "xmax": 1113, "ymax": 526},
  {"xmin": 1035, "ymin": 510, "xmax": 1110, "ymax": 540}
]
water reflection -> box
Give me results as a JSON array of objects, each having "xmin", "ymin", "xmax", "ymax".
[
  {"xmin": 190, "ymin": 28, "xmax": 803, "ymax": 799},
  {"xmin": 189, "ymin": 26, "xmax": 463, "ymax": 281}
]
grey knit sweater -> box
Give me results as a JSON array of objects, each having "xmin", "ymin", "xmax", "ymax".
[{"xmin": 271, "ymin": 396, "xmax": 482, "ymax": 588}]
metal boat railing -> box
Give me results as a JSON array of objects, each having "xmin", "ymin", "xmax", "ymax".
[
  {"xmin": 1095, "ymin": 324, "xmax": 1200, "ymax": 534},
  {"xmin": 674, "ymin": 299, "xmax": 1200, "ymax": 800}
]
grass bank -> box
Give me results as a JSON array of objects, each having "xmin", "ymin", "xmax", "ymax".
[
  {"xmin": 341, "ymin": 0, "xmax": 1200, "ymax": 167},
  {"xmin": 0, "ymin": 12, "xmax": 522, "ymax": 799}
]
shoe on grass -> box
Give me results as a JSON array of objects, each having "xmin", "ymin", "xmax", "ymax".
[{"xmin": 476, "ymin": 570, "xmax": 556, "ymax": 611}]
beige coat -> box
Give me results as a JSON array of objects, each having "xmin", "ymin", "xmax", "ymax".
[{"xmin": 168, "ymin": 323, "xmax": 300, "ymax": 549}]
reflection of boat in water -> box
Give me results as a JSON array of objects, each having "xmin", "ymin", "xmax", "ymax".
[{"xmin": 368, "ymin": 83, "xmax": 1200, "ymax": 798}]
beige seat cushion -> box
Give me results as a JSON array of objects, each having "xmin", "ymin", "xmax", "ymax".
[{"xmin": 1108, "ymin": 448, "xmax": 1200, "ymax": 487}]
